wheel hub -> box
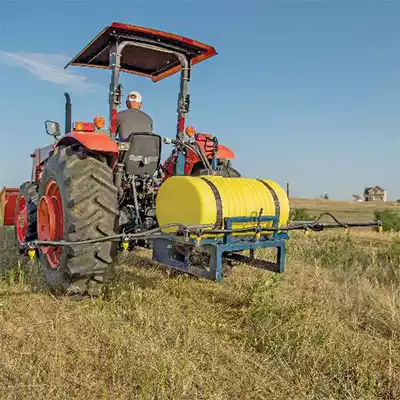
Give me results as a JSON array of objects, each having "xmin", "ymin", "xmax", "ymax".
[{"xmin": 37, "ymin": 180, "xmax": 64, "ymax": 269}]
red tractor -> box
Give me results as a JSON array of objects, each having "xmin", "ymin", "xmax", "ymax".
[
  {"xmin": 3, "ymin": 23, "xmax": 240, "ymax": 295},
  {"xmin": 161, "ymin": 129, "xmax": 240, "ymax": 178}
]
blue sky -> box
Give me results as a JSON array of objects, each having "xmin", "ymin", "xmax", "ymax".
[{"xmin": 1, "ymin": 0, "xmax": 400, "ymax": 200}]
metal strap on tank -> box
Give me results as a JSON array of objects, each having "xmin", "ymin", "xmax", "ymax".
[
  {"xmin": 257, "ymin": 180, "xmax": 280, "ymax": 227},
  {"xmin": 200, "ymin": 178, "xmax": 223, "ymax": 229}
]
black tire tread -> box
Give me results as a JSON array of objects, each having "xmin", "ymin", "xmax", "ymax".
[{"xmin": 39, "ymin": 146, "xmax": 119, "ymax": 295}]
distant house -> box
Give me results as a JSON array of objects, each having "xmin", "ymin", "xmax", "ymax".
[{"xmin": 363, "ymin": 186, "xmax": 387, "ymax": 202}]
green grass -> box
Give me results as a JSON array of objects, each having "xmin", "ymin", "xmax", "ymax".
[
  {"xmin": 0, "ymin": 223, "xmax": 399, "ymax": 399},
  {"xmin": 374, "ymin": 209, "xmax": 400, "ymax": 232}
]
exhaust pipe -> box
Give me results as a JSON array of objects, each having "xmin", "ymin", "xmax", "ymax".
[{"xmin": 64, "ymin": 92, "xmax": 71, "ymax": 134}]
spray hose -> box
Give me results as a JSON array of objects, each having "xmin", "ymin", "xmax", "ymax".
[
  {"xmin": 23, "ymin": 223, "xmax": 214, "ymax": 248},
  {"xmin": 199, "ymin": 221, "xmax": 381, "ymax": 235},
  {"xmin": 23, "ymin": 213, "xmax": 382, "ymax": 249},
  {"xmin": 182, "ymin": 212, "xmax": 381, "ymax": 236}
]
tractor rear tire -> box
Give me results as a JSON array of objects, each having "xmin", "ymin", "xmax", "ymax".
[
  {"xmin": 15, "ymin": 182, "xmax": 38, "ymax": 248},
  {"xmin": 37, "ymin": 145, "xmax": 119, "ymax": 296}
]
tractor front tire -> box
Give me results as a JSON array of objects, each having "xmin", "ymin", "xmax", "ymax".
[
  {"xmin": 37, "ymin": 145, "xmax": 119, "ymax": 296},
  {"xmin": 15, "ymin": 181, "xmax": 39, "ymax": 249},
  {"xmin": 191, "ymin": 160, "xmax": 241, "ymax": 177},
  {"xmin": 218, "ymin": 164, "xmax": 241, "ymax": 178}
]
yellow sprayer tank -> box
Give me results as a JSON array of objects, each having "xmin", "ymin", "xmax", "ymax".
[{"xmin": 156, "ymin": 176, "xmax": 290, "ymax": 235}]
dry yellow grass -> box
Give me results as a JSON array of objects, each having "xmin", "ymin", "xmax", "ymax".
[{"xmin": 0, "ymin": 200, "xmax": 399, "ymax": 399}]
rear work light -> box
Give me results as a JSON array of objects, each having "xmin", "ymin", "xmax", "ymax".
[
  {"xmin": 93, "ymin": 116, "xmax": 105, "ymax": 129},
  {"xmin": 73, "ymin": 121, "xmax": 96, "ymax": 132},
  {"xmin": 185, "ymin": 126, "xmax": 196, "ymax": 137}
]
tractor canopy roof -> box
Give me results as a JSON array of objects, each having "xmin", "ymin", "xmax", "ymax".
[{"xmin": 65, "ymin": 22, "xmax": 217, "ymax": 82}]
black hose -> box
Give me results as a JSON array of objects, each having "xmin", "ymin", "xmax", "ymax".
[
  {"xmin": 173, "ymin": 137, "xmax": 211, "ymax": 171},
  {"xmin": 201, "ymin": 220, "xmax": 380, "ymax": 235},
  {"xmin": 199, "ymin": 211, "xmax": 381, "ymax": 235},
  {"xmin": 185, "ymin": 141, "xmax": 211, "ymax": 169},
  {"xmin": 28, "ymin": 223, "xmax": 181, "ymax": 247},
  {"xmin": 27, "ymin": 212, "xmax": 382, "ymax": 248},
  {"xmin": 289, "ymin": 212, "xmax": 374, "ymax": 228},
  {"xmin": 34, "ymin": 235, "xmax": 127, "ymax": 246},
  {"xmin": 183, "ymin": 142, "xmax": 211, "ymax": 170},
  {"xmin": 308, "ymin": 212, "xmax": 346, "ymax": 226},
  {"xmin": 197, "ymin": 145, "xmax": 212, "ymax": 170},
  {"xmin": 26, "ymin": 222, "xmax": 217, "ymax": 248}
]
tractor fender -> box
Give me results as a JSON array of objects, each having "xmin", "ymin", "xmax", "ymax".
[
  {"xmin": 56, "ymin": 132, "xmax": 118, "ymax": 154},
  {"xmin": 216, "ymin": 144, "xmax": 235, "ymax": 159}
]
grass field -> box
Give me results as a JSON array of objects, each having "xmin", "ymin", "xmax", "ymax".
[
  {"xmin": 290, "ymin": 197, "xmax": 400, "ymax": 222},
  {"xmin": 0, "ymin": 199, "xmax": 399, "ymax": 399}
]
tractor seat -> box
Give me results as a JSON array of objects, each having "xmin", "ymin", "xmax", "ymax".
[
  {"xmin": 122, "ymin": 133, "xmax": 161, "ymax": 176},
  {"xmin": 118, "ymin": 131, "xmax": 153, "ymax": 142}
]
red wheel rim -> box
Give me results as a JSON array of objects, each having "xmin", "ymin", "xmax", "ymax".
[
  {"xmin": 16, "ymin": 196, "xmax": 28, "ymax": 244},
  {"xmin": 37, "ymin": 180, "xmax": 64, "ymax": 269}
]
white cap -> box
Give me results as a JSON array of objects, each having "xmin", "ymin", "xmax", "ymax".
[{"xmin": 127, "ymin": 91, "xmax": 142, "ymax": 103}]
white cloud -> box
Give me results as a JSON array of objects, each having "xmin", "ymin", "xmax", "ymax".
[{"xmin": 0, "ymin": 51, "xmax": 100, "ymax": 92}]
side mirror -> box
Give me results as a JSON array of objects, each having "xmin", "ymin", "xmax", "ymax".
[{"xmin": 45, "ymin": 120, "xmax": 61, "ymax": 138}]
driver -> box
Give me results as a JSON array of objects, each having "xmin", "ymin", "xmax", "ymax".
[{"xmin": 116, "ymin": 91, "xmax": 153, "ymax": 141}]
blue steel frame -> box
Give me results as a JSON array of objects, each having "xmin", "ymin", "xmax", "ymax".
[
  {"xmin": 152, "ymin": 215, "xmax": 288, "ymax": 282},
  {"xmin": 174, "ymin": 152, "xmax": 185, "ymax": 176}
]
